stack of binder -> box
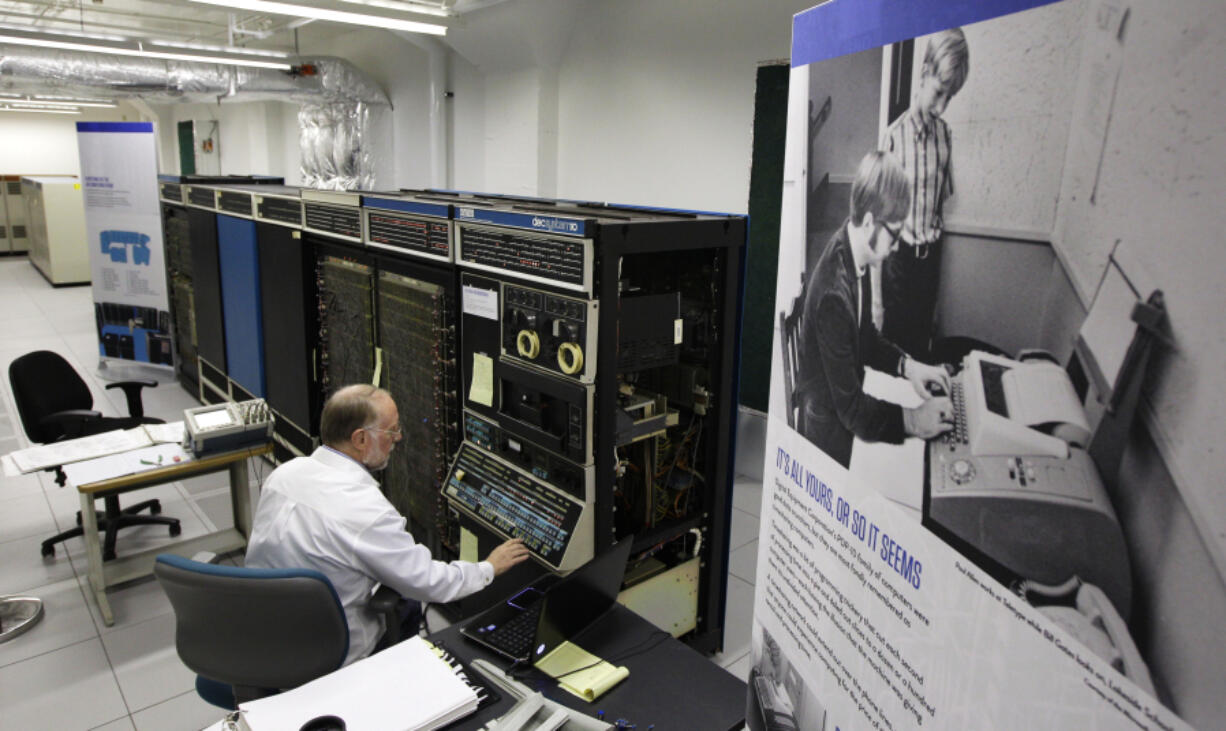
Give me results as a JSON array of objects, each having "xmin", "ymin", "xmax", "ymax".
[{"xmin": 236, "ymin": 637, "xmax": 481, "ymax": 730}]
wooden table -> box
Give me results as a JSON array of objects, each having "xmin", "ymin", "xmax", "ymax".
[{"xmin": 76, "ymin": 443, "xmax": 273, "ymax": 626}]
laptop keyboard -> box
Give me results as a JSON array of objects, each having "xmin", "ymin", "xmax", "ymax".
[{"xmin": 483, "ymin": 603, "xmax": 544, "ymax": 659}]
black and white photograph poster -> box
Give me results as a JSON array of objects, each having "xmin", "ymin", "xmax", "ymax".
[{"xmin": 754, "ymin": 0, "xmax": 1224, "ymax": 728}]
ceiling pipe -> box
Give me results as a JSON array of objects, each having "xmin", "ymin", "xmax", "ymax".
[{"xmin": 0, "ymin": 43, "xmax": 390, "ymax": 105}]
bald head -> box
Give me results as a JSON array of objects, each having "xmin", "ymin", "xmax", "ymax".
[{"xmin": 320, "ymin": 384, "xmax": 392, "ymax": 448}]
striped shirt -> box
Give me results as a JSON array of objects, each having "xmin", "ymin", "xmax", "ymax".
[{"xmin": 880, "ymin": 110, "xmax": 954, "ymax": 246}]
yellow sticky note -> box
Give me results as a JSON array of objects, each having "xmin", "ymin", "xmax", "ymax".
[
  {"xmin": 74, "ymin": 183, "xmax": 81, "ymax": 190},
  {"xmin": 468, "ymin": 352, "xmax": 494, "ymax": 407},
  {"xmin": 534, "ymin": 641, "xmax": 629, "ymax": 702},
  {"xmin": 460, "ymin": 526, "xmax": 478, "ymax": 563}
]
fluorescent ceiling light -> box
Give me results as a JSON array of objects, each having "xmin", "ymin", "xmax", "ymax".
[
  {"xmin": 34, "ymin": 94, "xmax": 116, "ymax": 104},
  {"xmin": 148, "ymin": 39, "xmax": 291, "ymax": 58},
  {"xmin": 187, "ymin": 0, "xmax": 447, "ymax": 35},
  {"xmin": 0, "ymin": 28, "xmax": 294, "ymax": 70},
  {"xmin": 0, "ymin": 23, "xmax": 128, "ymax": 43},
  {"xmin": 11, "ymin": 101, "xmax": 82, "ymax": 110},
  {"xmin": 11, "ymin": 97, "xmax": 117, "ymax": 108},
  {"xmin": 0, "ymin": 105, "xmax": 81, "ymax": 115},
  {"xmin": 335, "ymin": 0, "xmax": 451, "ymax": 18}
]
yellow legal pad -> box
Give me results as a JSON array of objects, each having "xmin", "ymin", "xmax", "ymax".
[{"xmin": 534, "ymin": 641, "xmax": 630, "ymax": 702}]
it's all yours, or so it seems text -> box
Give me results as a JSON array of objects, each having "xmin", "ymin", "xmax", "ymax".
[{"xmin": 766, "ymin": 448, "xmax": 935, "ymax": 728}]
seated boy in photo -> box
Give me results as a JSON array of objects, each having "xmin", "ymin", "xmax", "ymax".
[{"xmin": 794, "ymin": 151, "xmax": 953, "ymax": 468}]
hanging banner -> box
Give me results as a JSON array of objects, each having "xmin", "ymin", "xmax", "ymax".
[
  {"xmin": 76, "ymin": 121, "xmax": 173, "ymax": 368},
  {"xmin": 751, "ymin": 0, "xmax": 1223, "ymax": 728}
]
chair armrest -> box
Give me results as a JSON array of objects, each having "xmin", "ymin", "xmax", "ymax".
[
  {"xmin": 105, "ymin": 379, "xmax": 158, "ymax": 419},
  {"xmin": 370, "ymin": 584, "xmax": 405, "ymax": 646},
  {"xmin": 40, "ymin": 409, "xmax": 103, "ymax": 438}
]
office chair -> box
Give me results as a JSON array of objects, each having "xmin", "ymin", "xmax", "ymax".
[
  {"xmin": 778, "ymin": 280, "xmax": 804, "ymax": 430},
  {"xmin": 8, "ymin": 350, "xmax": 181, "ymax": 560},
  {"xmin": 154, "ymin": 554, "xmax": 406, "ymax": 710}
]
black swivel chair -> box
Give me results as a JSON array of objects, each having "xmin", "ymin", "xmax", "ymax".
[
  {"xmin": 154, "ymin": 554, "xmax": 405, "ymax": 709},
  {"xmin": 8, "ymin": 350, "xmax": 180, "ymax": 560}
]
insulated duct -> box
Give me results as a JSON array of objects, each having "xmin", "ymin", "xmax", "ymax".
[
  {"xmin": 299, "ymin": 101, "xmax": 376, "ymax": 190},
  {"xmin": 0, "ymin": 45, "xmax": 390, "ymax": 189}
]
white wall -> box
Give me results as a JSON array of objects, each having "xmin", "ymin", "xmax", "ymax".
[
  {"xmin": 552, "ymin": 0, "xmax": 812, "ymax": 213},
  {"xmin": 430, "ymin": 0, "xmax": 816, "ymax": 212},
  {"xmin": 450, "ymin": 52, "xmax": 486, "ymax": 192},
  {"xmin": 152, "ymin": 100, "xmax": 302, "ymax": 184},
  {"xmin": 483, "ymin": 69, "xmax": 547, "ymax": 196},
  {"xmin": 0, "ymin": 103, "xmax": 144, "ymax": 176}
]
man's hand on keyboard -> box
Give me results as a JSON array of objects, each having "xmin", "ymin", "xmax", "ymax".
[
  {"xmin": 903, "ymin": 397, "xmax": 954, "ymax": 440},
  {"xmin": 487, "ymin": 538, "xmax": 531, "ymax": 575},
  {"xmin": 904, "ymin": 357, "xmax": 951, "ymax": 400}
]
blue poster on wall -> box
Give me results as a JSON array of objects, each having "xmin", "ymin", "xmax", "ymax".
[
  {"xmin": 749, "ymin": 0, "xmax": 1216, "ymax": 729},
  {"xmin": 76, "ymin": 122, "xmax": 173, "ymax": 367}
]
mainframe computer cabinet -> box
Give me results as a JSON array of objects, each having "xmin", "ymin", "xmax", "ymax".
[
  {"xmin": 22, "ymin": 175, "xmax": 88, "ymax": 285},
  {"xmin": 3, "ymin": 176, "xmax": 29, "ymax": 253}
]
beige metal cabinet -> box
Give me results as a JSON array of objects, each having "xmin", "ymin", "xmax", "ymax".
[{"xmin": 23, "ymin": 175, "xmax": 89, "ymax": 285}]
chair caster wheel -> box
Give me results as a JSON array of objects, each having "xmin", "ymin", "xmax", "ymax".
[
  {"xmin": 150, "ymin": 501, "xmax": 162, "ymax": 515},
  {"xmin": 169, "ymin": 522, "xmax": 182, "ymax": 537},
  {"xmin": 41, "ymin": 544, "xmax": 55, "ymax": 558}
]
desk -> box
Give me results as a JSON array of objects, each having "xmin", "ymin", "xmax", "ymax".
[
  {"xmin": 430, "ymin": 604, "xmax": 747, "ymax": 730},
  {"xmin": 75, "ymin": 443, "xmax": 272, "ymax": 626},
  {"xmin": 848, "ymin": 369, "xmax": 926, "ymax": 520}
]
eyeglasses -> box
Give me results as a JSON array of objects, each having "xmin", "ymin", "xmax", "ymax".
[{"xmin": 364, "ymin": 423, "xmax": 402, "ymax": 437}]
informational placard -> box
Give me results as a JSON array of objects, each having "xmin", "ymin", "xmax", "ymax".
[
  {"xmin": 76, "ymin": 121, "xmax": 173, "ymax": 368},
  {"xmin": 751, "ymin": 1, "xmax": 1218, "ymax": 729}
]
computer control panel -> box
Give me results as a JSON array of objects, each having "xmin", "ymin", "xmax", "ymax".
[{"xmin": 444, "ymin": 442, "xmax": 592, "ymax": 571}]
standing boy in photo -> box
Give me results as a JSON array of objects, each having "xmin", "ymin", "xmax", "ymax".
[{"xmin": 877, "ymin": 27, "xmax": 969, "ymax": 358}]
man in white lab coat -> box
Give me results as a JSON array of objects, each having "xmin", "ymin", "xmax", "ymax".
[{"xmin": 246, "ymin": 384, "xmax": 530, "ymax": 665}]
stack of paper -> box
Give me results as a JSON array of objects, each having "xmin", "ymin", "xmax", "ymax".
[
  {"xmin": 239, "ymin": 637, "xmax": 479, "ymax": 730},
  {"xmin": 3, "ymin": 421, "xmax": 186, "ymax": 476},
  {"xmin": 6, "ymin": 427, "xmax": 152, "ymax": 475},
  {"xmin": 61, "ymin": 443, "xmax": 192, "ymax": 487},
  {"xmin": 534, "ymin": 641, "xmax": 629, "ymax": 702}
]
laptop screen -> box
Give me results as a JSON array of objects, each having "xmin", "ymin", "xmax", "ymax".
[
  {"xmin": 532, "ymin": 537, "xmax": 635, "ymax": 658},
  {"xmin": 464, "ymin": 536, "xmax": 635, "ymax": 662}
]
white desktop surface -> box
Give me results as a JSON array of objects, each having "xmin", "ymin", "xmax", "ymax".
[{"xmin": 849, "ymin": 369, "xmax": 926, "ymax": 521}]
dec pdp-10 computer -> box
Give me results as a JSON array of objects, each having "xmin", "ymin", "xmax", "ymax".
[{"xmin": 442, "ymin": 196, "xmax": 744, "ymax": 652}]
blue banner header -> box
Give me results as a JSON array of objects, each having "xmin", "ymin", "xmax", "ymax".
[
  {"xmin": 361, "ymin": 196, "xmax": 451, "ymax": 219},
  {"xmin": 75, "ymin": 121, "xmax": 154, "ymax": 133},
  {"xmin": 791, "ymin": 0, "xmax": 1061, "ymax": 68},
  {"xmin": 453, "ymin": 207, "xmax": 590, "ymax": 237}
]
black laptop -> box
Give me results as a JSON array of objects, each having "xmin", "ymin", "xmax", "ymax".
[{"xmin": 460, "ymin": 537, "xmax": 634, "ymax": 663}]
